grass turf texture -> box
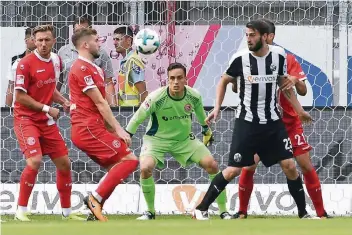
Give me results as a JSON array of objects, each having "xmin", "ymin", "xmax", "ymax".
[{"xmin": 1, "ymin": 215, "xmax": 351, "ymax": 235}]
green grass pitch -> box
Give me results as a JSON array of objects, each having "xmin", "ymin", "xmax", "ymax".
[{"xmin": 1, "ymin": 215, "xmax": 351, "ymax": 235}]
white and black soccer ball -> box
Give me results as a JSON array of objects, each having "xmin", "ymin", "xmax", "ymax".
[{"xmin": 134, "ymin": 28, "xmax": 160, "ymax": 55}]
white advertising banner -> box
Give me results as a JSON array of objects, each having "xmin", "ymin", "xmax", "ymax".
[{"xmin": 1, "ymin": 184, "xmax": 351, "ymax": 216}]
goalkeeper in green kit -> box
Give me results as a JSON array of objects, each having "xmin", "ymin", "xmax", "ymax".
[{"xmin": 126, "ymin": 63, "xmax": 231, "ymax": 220}]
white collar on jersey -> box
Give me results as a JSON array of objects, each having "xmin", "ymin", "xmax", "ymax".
[{"xmin": 34, "ymin": 50, "xmax": 52, "ymax": 62}]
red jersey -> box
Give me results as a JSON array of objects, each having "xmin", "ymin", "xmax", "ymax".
[
  {"xmin": 14, "ymin": 50, "xmax": 61, "ymax": 122},
  {"xmin": 279, "ymin": 54, "xmax": 307, "ymax": 125},
  {"xmin": 69, "ymin": 56, "xmax": 106, "ymax": 125}
]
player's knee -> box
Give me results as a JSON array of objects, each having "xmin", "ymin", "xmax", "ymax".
[
  {"xmin": 223, "ymin": 166, "xmax": 241, "ymax": 181},
  {"xmin": 280, "ymin": 159, "xmax": 298, "ymax": 178},
  {"xmin": 122, "ymin": 153, "xmax": 138, "ymax": 161},
  {"xmin": 53, "ymin": 156, "xmax": 71, "ymax": 171},
  {"xmin": 202, "ymin": 157, "xmax": 219, "ymax": 174},
  {"xmin": 26, "ymin": 156, "xmax": 42, "ymax": 170},
  {"xmin": 140, "ymin": 157, "xmax": 155, "ymax": 178}
]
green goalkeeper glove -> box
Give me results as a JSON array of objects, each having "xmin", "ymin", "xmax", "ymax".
[{"xmin": 202, "ymin": 126, "xmax": 214, "ymax": 147}]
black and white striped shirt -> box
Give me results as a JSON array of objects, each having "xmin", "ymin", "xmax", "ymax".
[{"xmin": 226, "ymin": 45, "xmax": 287, "ymax": 124}]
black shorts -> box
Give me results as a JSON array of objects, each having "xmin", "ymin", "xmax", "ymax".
[{"xmin": 228, "ymin": 118, "xmax": 293, "ymax": 168}]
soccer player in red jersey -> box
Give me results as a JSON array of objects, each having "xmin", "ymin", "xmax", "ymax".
[
  {"xmin": 68, "ymin": 28, "xmax": 138, "ymax": 222},
  {"xmin": 13, "ymin": 25, "xmax": 84, "ymax": 221},
  {"xmin": 234, "ymin": 19, "xmax": 331, "ymax": 219}
]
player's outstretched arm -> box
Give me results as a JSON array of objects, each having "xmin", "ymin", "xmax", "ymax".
[
  {"xmin": 125, "ymin": 98, "xmax": 153, "ymax": 136},
  {"xmin": 5, "ymin": 81, "xmax": 14, "ymax": 107},
  {"xmin": 206, "ymin": 74, "xmax": 233, "ymax": 125},
  {"xmin": 85, "ymin": 87, "xmax": 131, "ymax": 145}
]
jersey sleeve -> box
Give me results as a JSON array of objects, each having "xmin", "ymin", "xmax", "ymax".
[
  {"xmin": 192, "ymin": 93, "xmax": 207, "ymax": 127},
  {"xmin": 73, "ymin": 65, "xmax": 97, "ymax": 93},
  {"xmin": 287, "ymin": 55, "xmax": 307, "ymax": 81},
  {"xmin": 129, "ymin": 60, "xmax": 145, "ymax": 84},
  {"xmin": 225, "ymin": 54, "xmax": 242, "ymax": 78},
  {"xmin": 99, "ymin": 49, "xmax": 114, "ymax": 78},
  {"xmin": 125, "ymin": 95, "xmax": 154, "ymax": 134},
  {"xmin": 14, "ymin": 60, "xmax": 30, "ymax": 93}
]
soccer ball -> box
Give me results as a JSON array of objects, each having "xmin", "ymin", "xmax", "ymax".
[{"xmin": 134, "ymin": 28, "xmax": 160, "ymax": 55}]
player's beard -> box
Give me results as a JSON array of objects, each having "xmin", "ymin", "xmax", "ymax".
[
  {"xmin": 91, "ymin": 50, "xmax": 100, "ymax": 59},
  {"xmin": 249, "ymin": 38, "xmax": 263, "ymax": 52}
]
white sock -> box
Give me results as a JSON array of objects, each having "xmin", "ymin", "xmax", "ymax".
[
  {"xmin": 92, "ymin": 191, "xmax": 103, "ymax": 203},
  {"xmin": 17, "ymin": 206, "xmax": 27, "ymax": 213},
  {"xmin": 62, "ymin": 208, "xmax": 72, "ymax": 217}
]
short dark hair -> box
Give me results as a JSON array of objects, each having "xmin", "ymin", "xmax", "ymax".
[
  {"xmin": 74, "ymin": 17, "xmax": 92, "ymax": 28},
  {"xmin": 113, "ymin": 26, "xmax": 134, "ymax": 38},
  {"xmin": 33, "ymin": 24, "xmax": 55, "ymax": 37},
  {"xmin": 71, "ymin": 28, "xmax": 97, "ymax": 47},
  {"xmin": 246, "ymin": 20, "xmax": 269, "ymax": 36},
  {"xmin": 25, "ymin": 27, "xmax": 33, "ymax": 38},
  {"xmin": 260, "ymin": 18, "xmax": 275, "ymax": 34},
  {"xmin": 167, "ymin": 62, "xmax": 186, "ymax": 76}
]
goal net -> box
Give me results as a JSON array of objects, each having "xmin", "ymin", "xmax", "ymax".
[{"xmin": 1, "ymin": 0, "xmax": 351, "ymax": 216}]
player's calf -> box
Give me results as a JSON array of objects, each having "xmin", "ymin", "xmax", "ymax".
[{"xmin": 280, "ymin": 159, "xmax": 308, "ymax": 218}]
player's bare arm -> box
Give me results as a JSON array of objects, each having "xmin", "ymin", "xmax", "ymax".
[
  {"xmin": 295, "ymin": 80, "xmax": 307, "ymax": 96},
  {"xmin": 278, "ymin": 78, "xmax": 312, "ymax": 124},
  {"xmin": 5, "ymin": 81, "xmax": 14, "ymax": 106},
  {"xmin": 231, "ymin": 79, "xmax": 238, "ymax": 93},
  {"xmin": 105, "ymin": 77, "xmax": 117, "ymax": 106},
  {"xmin": 206, "ymin": 73, "xmax": 233, "ymax": 125},
  {"xmin": 53, "ymin": 89, "xmax": 70, "ymax": 112},
  {"xmin": 85, "ymin": 87, "xmax": 131, "ymax": 145},
  {"xmin": 134, "ymin": 81, "xmax": 148, "ymax": 104},
  {"xmin": 15, "ymin": 89, "xmax": 60, "ymax": 120}
]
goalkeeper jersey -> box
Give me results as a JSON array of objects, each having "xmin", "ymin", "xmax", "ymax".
[{"xmin": 126, "ymin": 85, "xmax": 208, "ymax": 141}]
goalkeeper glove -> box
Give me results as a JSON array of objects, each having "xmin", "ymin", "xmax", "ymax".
[{"xmin": 202, "ymin": 126, "xmax": 214, "ymax": 147}]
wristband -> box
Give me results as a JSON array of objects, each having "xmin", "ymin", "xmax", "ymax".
[{"xmin": 42, "ymin": 105, "xmax": 50, "ymax": 113}]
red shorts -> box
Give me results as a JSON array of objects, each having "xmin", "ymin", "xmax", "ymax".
[
  {"xmin": 71, "ymin": 120, "xmax": 131, "ymax": 168},
  {"xmin": 285, "ymin": 123, "xmax": 312, "ymax": 157},
  {"xmin": 14, "ymin": 118, "xmax": 68, "ymax": 159}
]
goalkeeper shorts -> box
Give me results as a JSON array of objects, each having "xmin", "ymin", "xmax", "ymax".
[{"xmin": 140, "ymin": 134, "xmax": 211, "ymax": 169}]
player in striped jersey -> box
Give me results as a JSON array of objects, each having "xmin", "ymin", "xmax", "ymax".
[
  {"xmin": 193, "ymin": 20, "xmax": 314, "ymax": 220},
  {"xmin": 234, "ymin": 19, "xmax": 331, "ymax": 219}
]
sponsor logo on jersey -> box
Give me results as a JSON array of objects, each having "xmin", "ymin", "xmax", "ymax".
[
  {"xmin": 27, "ymin": 137, "xmax": 36, "ymax": 146},
  {"xmin": 37, "ymin": 69, "xmax": 46, "ymax": 73},
  {"xmin": 162, "ymin": 114, "xmax": 191, "ymax": 121},
  {"xmin": 184, "ymin": 104, "xmax": 192, "ymax": 112},
  {"xmin": 16, "ymin": 75, "xmax": 25, "ymax": 85},
  {"xmin": 37, "ymin": 78, "xmax": 56, "ymax": 88},
  {"xmin": 84, "ymin": 75, "xmax": 94, "ymax": 86},
  {"xmin": 247, "ymin": 75, "xmax": 277, "ymax": 84},
  {"xmin": 112, "ymin": 140, "xmax": 121, "ymax": 149}
]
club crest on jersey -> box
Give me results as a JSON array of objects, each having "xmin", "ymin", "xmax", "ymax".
[
  {"xmin": 184, "ymin": 104, "xmax": 192, "ymax": 112},
  {"xmin": 16, "ymin": 75, "xmax": 25, "ymax": 85},
  {"xmin": 143, "ymin": 99, "xmax": 151, "ymax": 110},
  {"xmin": 112, "ymin": 140, "xmax": 121, "ymax": 149},
  {"xmin": 81, "ymin": 65, "xmax": 86, "ymax": 71},
  {"xmin": 270, "ymin": 64, "xmax": 277, "ymax": 71},
  {"xmin": 84, "ymin": 75, "xmax": 94, "ymax": 86},
  {"xmin": 20, "ymin": 64, "xmax": 24, "ymax": 70},
  {"xmin": 132, "ymin": 63, "xmax": 141, "ymax": 74},
  {"xmin": 27, "ymin": 137, "xmax": 36, "ymax": 146}
]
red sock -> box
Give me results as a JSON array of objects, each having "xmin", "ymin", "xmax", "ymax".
[
  {"xmin": 18, "ymin": 166, "xmax": 38, "ymax": 207},
  {"xmin": 304, "ymin": 169, "xmax": 325, "ymax": 217},
  {"xmin": 57, "ymin": 170, "xmax": 72, "ymax": 208},
  {"xmin": 238, "ymin": 168, "xmax": 255, "ymax": 213},
  {"xmin": 96, "ymin": 160, "xmax": 138, "ymax": 201}
]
